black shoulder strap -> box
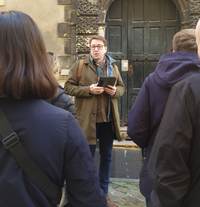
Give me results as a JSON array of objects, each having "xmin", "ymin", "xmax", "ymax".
[{"xmin": 0, "ymin": 106, "xmax": 62, "ymax": 205}]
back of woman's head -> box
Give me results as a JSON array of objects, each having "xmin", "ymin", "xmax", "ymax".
[
  {"xmin": 0, "ymin": 10, "xmax": 57, "ymax": 99},
  {"xmin": 173, "ymin": 29, "xmax": 197, "ymax": 53}
]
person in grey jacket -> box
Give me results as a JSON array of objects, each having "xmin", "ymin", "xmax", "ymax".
[
  {"xmin": 127, "ymin": 29, "xmax": 200, "ymax": 207},
  {"xmin": 47, "ymin": 52, "xmax": 76, "ymax": 119}
]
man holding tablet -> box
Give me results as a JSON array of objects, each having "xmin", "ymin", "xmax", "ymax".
[{"xmin": 65, "ymin": 35, "xmax": 125, "ymax": 207}]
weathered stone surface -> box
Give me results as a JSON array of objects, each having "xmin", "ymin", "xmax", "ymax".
[
  {"xmin": 64, "ymin": 6, "xmax": 72, "ymax": 21},
  {"xmin": 108, "ymin": 180, "xmax": 146, "ymax": 207},
  {"xmin": 64, "ymin": 39, "xmax": 71, "ymax": 54},
  {"xmin": 57, "ymin": 23, "xmax": 71, "ymax": 38},
  {"xmin": 190, "ymin": 15, "xmax": 200, "ymax": 28},
  {"xmin": 57, "ymin": 56, "xmax": 71, "ymax": 69},
  {"xmin": 57, "ymin": 0, "xmax": 71, "ymax": 5},
  {"xmin": 76, "ymin": 17, "xmax": 98, "ymax": 34},
  {"xmin": 77, "ymin": 0, "xmax": 98, "ymax": 16},
  {"xmin": 76, "ymin": 35, "xmax": 91, "ymax": 53},
  {"xmin": 94, "ymin": 149, "xmax": 141, "ymax": 179},
  {"xmin": 70, "ymin": 10, "xmax": 77, "ymax": 24},
  {"xmin": 190, "ymin": 0, "xmax": 200, "ymax": 14}
]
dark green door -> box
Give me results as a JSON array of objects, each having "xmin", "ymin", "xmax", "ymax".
[
  {"xmin": 106, "ymin": 0, "xmax": 180, "ymax": 124},
  {"xmin": 105, "ymin": 0, "xmax": 128, "ymax": 125}
]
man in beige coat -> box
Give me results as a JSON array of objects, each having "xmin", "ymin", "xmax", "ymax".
[{"xmin": 65, "ymin": 35, "xmax": 125, "ymax": 207}]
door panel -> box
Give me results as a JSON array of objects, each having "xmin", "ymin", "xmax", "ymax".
[
  {"xmin": 127, "ymin": 0, "xmax": 180, "ymax": 112},
  {"xmin": 106, "ymin": 0, "xmax": 128, "ymax": 125},
  {"xmin": 106, "ymin": 0, "xmax": 180, "ymax": 124}
]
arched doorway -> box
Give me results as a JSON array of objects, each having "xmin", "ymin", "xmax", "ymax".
[{"xmin": 105, "ymin": 0, "xmax": 181, "ymax": 124}]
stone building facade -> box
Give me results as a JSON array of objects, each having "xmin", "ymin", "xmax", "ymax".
[
  {"xmin": 0, "ymin": 0, "xmax": 200, "ymax": 122},
  {"xmin": 0, "ymin": 0, "xmax": 199, "ymax": 77}
]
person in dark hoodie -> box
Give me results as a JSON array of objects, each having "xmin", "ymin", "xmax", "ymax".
[
  {"xmin": 127, "ymin": 28, "xmax": 200, "ymax": 207},
  {"xmin": 46, "ymin": 52, "xmax": 76, "ymax": 119}
]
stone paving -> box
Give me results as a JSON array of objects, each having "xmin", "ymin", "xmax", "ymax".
[{"xmin": 108, "ymin": 178, "xmax": 146, "ymax": 207}]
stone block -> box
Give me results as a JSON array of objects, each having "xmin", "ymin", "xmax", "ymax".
[
  {"xmin": 57, "ymin": 56, "xmax": 71, "ymax": 69},
  {"xmin": 77, "ymin": 0, "xmax": 98, "ymax": 16},
  {"xmin": 190, "ymin": 15, "xmax": 200, "ymax": 28},
  {"xmin": 57, "ymin": 0, "xmax": 71, "ymax": 5},
  {"xmin": 70, "ymin": 10, "xmax": 77, "ymax": 24},
  {"xmin": 94, "ymin": 149, "xmax": 141, "ymax": 179},
  {"xmin": 71, "ymin": 27, "xmax": 77, "ymax": 54},
  {"xmin": 64, "ymin": 39, "xmax": 71, "ymax": 54},
  {"xmin": 57, "ymin": 23, "xmax": 71, "ymax": 38},
  {"xmin": 190, "ymin": 0, "xmax": 200, "ymax": 14},
  {"xmin": 76, "ymin": 17, "xmax": 98, "ymax": 34},
  {"xmin": 64, "ymin": 6, "xmax": 71, "ymax": 21},
  {"xmin": 76, "ymin": 35, "xmax": 91, "ymax": 53}
]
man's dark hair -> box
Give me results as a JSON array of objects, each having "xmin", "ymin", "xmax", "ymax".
[{"xmin": 0, "ymin": 10, "xmax": 57, "ymax": 99}]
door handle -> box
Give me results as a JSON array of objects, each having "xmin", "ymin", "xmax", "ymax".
[{"xmin": 128, "ymin": 65, "xmax": 133, "ymax": 78}]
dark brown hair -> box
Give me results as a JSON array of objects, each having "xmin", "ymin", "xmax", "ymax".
[
  {"xmin": 173, "ymin": 29, "xmax": 197, "ymax": 53},
  {"xmin": 89, "ymin": 35, "xmax": 107, "ymax": 46},
  {"xmin": 0, "ymin": 10, "xmax": 57, "ymax": 99}
]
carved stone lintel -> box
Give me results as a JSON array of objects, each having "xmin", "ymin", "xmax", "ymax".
[
  {"xmin": 76, "ymin": 17, "xmax": 98, "ymax": 34},
  {"xmin": 77, "ymin": 0, "xmax": 99, "ymax": 16}
]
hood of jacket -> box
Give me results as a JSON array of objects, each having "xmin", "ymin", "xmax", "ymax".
[{"xmin": 153, "ymin": 51, "xmax": 200, "ymax": 89}]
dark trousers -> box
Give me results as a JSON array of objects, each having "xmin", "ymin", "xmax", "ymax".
[
  {"xmin": 89, "ymin": 122, "xmax": 115, "ymax": 195},
  {"xmin": 146, "ymin": 198, "xmax": 151, "ymax": 207}
]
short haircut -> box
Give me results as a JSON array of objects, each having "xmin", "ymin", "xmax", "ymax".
[
  {"xmin": 0, "ymin": 10, "xmax": 57, "ymax": 99},
  {"xmin": 47, "ymin": 52, "xmax": 61, "ymax": 74},
  {"xmin": 173, "ymin": 29, "xmax": 197, "ymax": 53},
  {"xmin": 89, "ymin": 35, "xmax": 107, "ymax": 46}
]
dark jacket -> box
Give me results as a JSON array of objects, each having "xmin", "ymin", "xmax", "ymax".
[
  {"xmin": 47, "ymin": 84, "xmax": 76, "ymax": 119},
  {"xmin": 127, "ymin": 51, "xmax": 200, "ymax": 199},
  {"xmin": 147, "ymin": 74, "xmax": 200, "ymax": 207},
  {"xmin": 0, "ymin": 98, "xmax": 106, "ymax": 207},
  {"xmin": 65, "ymin": 55, "xmax": 125, "ymax": 145}
]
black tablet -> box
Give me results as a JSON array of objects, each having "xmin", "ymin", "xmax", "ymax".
[{"xmin": 98, "ymin": 76, "xmax": 116, "ymax": 87}]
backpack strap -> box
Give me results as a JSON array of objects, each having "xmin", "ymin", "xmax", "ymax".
[
  {"xmin": 0, "ymin": 106, "xmax": 62, "ymax": 205},
  {"xmin": 77, "ymin": 59, "xmax": 84, "ymax": 81}
]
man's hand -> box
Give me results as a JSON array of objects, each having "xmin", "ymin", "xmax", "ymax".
[
  {"xmin": 89, "ymin": 83, "xmax": 104, "ymax": 95},
  {"xmin": 104, "ymin": 85, "xmax": 116, "ymax": 96}
]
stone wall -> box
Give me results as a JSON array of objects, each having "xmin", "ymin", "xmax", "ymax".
[
  {"xmin": 0, "ymin": 0, "xmax": 65, "ymax": 62},
  {"xmin": 190, "ymin": 0, "xmax": 200, "ymax": 28}
]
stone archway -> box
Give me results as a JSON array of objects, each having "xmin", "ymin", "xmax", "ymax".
[{"xmin": 98, "ymin": 0, "xmax": 191, "ymax": 34}]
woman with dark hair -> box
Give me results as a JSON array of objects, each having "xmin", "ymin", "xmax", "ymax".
[{"xmin": 0, "ymin": 11, "xmax": 106, "ymax": 207}]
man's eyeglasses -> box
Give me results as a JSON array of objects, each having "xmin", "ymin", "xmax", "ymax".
[{"xmin": 90, "ymin": 45, "xmax": 104, "ymax": 50}]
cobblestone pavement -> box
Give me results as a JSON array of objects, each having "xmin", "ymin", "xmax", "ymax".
[{"xmin": 108, "ymin": 178, "xmax": 146, "ymax": 207}]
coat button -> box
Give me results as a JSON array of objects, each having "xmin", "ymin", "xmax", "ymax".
[{"xmin": 93, "ymin": 113, "xmax": 95, "ymax": 115}]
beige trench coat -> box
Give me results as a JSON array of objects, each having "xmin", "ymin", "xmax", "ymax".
[{"xmin": 65, "ymin": 55, "xmax": 125, "ymax": 145}]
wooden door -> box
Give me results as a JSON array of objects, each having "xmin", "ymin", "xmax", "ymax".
[
  {"xmin": 105, "ymin": 0, "xmax": 180, "ymax": 124},
  {"xmin": 105, "ymin": 0, "xmax": 128, "ymax": 125},
  {"xmin": 127, "ymin": 0, "xmax": 180, "ymax": 111}
]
